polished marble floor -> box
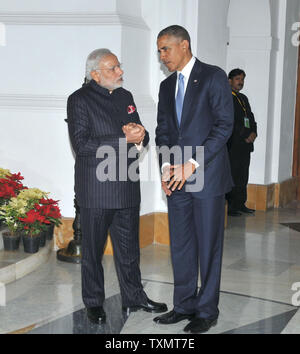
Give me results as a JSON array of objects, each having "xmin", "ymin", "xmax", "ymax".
[{"xmin": 1, "ymin": 203, "xmax": 300, "ymax": 334}]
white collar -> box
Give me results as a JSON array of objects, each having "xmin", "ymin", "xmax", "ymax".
[{"xmin": 177, "ymin": 56, "xmax": 196, "ymax": 80}]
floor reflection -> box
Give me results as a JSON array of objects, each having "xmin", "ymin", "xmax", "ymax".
[{"xmin": 28, "ymin": 294, "xmax": 128, "ymax": 334}]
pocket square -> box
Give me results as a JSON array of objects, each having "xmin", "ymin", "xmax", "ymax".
[{"xmin": 127, "ymin": 105, "xmax": 136, "ymax": 114}]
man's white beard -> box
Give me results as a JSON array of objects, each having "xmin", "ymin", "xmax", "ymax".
[{"xmin": 99, "ymin": 78, "xmax": 123, "ymax": 91}]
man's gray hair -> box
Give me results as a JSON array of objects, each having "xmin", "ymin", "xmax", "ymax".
[{"xmin": 85, "ymin": 48, "xmax": 112, "ymax": 81}]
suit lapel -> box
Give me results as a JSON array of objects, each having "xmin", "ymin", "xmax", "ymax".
[
  {"xmin": 180, "ymin": 60, "xmax": 203, "ymax": 129},
  {"xmin": 168, "ymin": 73, "xmax": 179, "ymax": 130}
]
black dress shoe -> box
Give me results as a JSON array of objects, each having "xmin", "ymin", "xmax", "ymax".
[
  {"xmin": 228, "ymin": 210, "xmax": 242, "ymax": 217},
  {"xmin": 184, "ymin": 317, "xmax": 217, "ymax": 333},
  {"xmin": 239, "ymin": 205, "xmax": 255, "ymax": 214},
  {"xmin": 86, "ymin": 306, "xmax": 106, "ymax": 324},
  {"xmin": 153, "ymin": 310, "xmax": 194, "ymax": 324},
  {"xmin": 122, "ymin": 297, "xmax": 167, "ymax": 314}
]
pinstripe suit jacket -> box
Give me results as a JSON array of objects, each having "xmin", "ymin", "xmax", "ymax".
[{"xmin": 67, "ymin": 80, "xmax": 149, "ymax": 209}]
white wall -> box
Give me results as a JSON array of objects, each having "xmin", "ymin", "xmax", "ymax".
[{"xmin": 197, "ymin": 0, "xmax": 230, "ymax": 70}]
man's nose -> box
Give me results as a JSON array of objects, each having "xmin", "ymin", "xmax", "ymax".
[
  {"xmin": 159, "ymin": 51, "xmax": 166, "ymax": 61},
  {"xmin": 116, "ymin": 66, "xmax": 124, "ymax": 75}
]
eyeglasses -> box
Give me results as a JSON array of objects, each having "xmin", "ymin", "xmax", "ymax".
[{"xmin": 96, "ymin": 64, "xmax": 123, "ymax": 73}]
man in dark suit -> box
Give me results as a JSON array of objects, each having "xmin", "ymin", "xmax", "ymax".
[
  {"xmin": 67, "ymin": 48, "xmax": 167, "ymax": 324},
  {"xmin": 226, "ymin": 69, "xmax": 257, "ymax": 216},
  {"xmin": 154, "ymin": 26, "xmax": 233, "ymax": 333}
]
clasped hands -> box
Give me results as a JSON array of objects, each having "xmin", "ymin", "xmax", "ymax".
[
  {"xmin": 122, "ymin": 122, "xmax": 145, "ymax": 144},
  {"xmin": 161, "ymin": 162, "xmax": 196, "ymax": 196}
]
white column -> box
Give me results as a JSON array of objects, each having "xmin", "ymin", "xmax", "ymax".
[{"xmin": 272, "ymin": 0, "xmax": 300, "ymax": 183}]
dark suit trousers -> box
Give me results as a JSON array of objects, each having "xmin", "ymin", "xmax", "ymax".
[
  {"xmin": 167, "ymin": 191, "xmax": 225, "ymax": 320},
  {"xmin": 226, "ymin": 149, "xmax": 251, "ymax": 210},
  {"xmin": 80, "ymin": 206, "xmax": 147, "ymax": 308}
]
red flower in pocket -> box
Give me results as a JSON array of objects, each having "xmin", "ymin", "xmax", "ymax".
[{"xmin": 127, "ymin": 105, "xmax": 136, "ymax": 114}]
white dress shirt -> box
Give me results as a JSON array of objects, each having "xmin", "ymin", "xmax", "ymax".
[{"xmin": 175, "ymin": 56, "xmax": 196, "ymax": 96}]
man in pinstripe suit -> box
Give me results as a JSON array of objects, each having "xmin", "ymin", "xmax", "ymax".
[{"xmin": 67, "ymin": 49, "xmax": 167, "ymax": 324}]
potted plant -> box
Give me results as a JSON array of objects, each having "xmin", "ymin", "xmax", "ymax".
[
  {"xmin": 0, "ymin": 197, "xmax": 28, "ymax": 251},
  {"xmin": 37, "ymin": 198, "xmax": 62, "ymax": 240},
  {"xmin": 0, "ymin": 187, "xmax": 49, "ymax": 252},
  {"xmin": 0, "ymin": 170, "xmax": 26, "ymax": 228},
  {"xmin": 16, "ymin": 188, "xmax": 50, "ymax": 252},
  {"xmin": 18, "ymin": 208, "xmax": 51, "ymax": 253}
]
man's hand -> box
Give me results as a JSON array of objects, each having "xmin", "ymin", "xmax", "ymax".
[
  {"xmin": 245, "ymin": 132, "xmax": 257, "ymax": 144},
  {"xmin": 122, "ymin": 123, "xmax": 145, "ymax": 144},
  {"xmin": 167, "ymin": 161, "xmax": 196, "ymax": 191},
  {"xmin": 162, "ymin": 181, "xmax": 172, "ymax": 196},
  {"xmin": 161, "ymin": 165, "xmax": 172, "ymax": 196}
]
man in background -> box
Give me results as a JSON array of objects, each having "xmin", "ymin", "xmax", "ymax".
[{"xmin": 226, "ymin": 69, "xmax": 257, "ymax": 217}]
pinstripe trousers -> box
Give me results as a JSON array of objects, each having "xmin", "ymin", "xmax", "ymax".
[{"xmin": 80, "ymin": 206, "xmax": 147, "ymax": 308}]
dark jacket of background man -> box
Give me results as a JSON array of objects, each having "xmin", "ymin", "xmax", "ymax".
[{"xmin": 226, "ymin": 68, "xmax": 257, "ymax": 216}]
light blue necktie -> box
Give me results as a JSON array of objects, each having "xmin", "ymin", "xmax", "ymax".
[{"xmin": 176, "ymin": 73, "xmax": 184, "ymax": 126}]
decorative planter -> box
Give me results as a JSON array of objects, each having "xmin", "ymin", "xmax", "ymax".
[
  {"xmin": 46, "ymin": 223, "xmax": 55, "ymax": 240},
  {"xmin": 23, "ymin": 234, "xmax": 41, "ymax": 254},
  {"xmin": 2, "ymin": 231, "xmax": 21, "ymax": 251}
]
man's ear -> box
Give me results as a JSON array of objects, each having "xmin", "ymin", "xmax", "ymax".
[
  {"xmin": 90, "ymin": 70, "xmax": 101, "ymax": 84},
  {"xmin": 181, "ymin": 39, "xmax": 190, "ymax": 52},
  {"xmin": 228, "ymin": 78, "xmax": 232, "ymax": 85}
]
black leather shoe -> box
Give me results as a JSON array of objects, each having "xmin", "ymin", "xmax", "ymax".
[
  {"xmin": 228, "ymin": 210, "xmax": 242, "ymax": 217},
  {"xmin": 153, "ymin": 310, "xmax": 194, "ymax": 324},
  {"xmin": 86, "ymin": 306, "xmax": 106, "ymax": 324},
  {"xmin": 239, "ymin": 205, "xmax": 255, "ymax": 214},
  {"xmin": 184, "ymin": 317, "xmax": 217, "ymax": 333},
  {"xmin": 122, "ymin": 297, "xmax": 167, "ymax": 314}
]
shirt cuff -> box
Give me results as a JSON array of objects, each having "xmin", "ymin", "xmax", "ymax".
[
  {"xmin": 189, "ymin": 158, "xmax": 199, "ymax": 169},
  {"xmin": 161, "ymin": 162, "xmax": 171, "ymax": 174},
  {"xmin": 135, "ymin": 142, "xmax": 143, "ymax": 151}
]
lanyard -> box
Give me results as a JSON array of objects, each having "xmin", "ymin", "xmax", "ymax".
[{"xmin": 232, "ymin": 91, "xmax": 247, "ymax": 114}]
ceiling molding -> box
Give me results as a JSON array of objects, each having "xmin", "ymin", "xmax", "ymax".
[{"xmin": 0, "ymin": 12, "xmax": 149, "ymax": 29}]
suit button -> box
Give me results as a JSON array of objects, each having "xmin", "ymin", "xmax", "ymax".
[{"xmin": 178, "ymin": 136, "xmax": 182, "ymax": 140}]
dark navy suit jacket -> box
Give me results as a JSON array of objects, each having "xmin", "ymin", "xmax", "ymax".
[
  {"xmin": 155, "ymin": 59, "xmax": 234, "ymax": 198},
  {"xmin": 67, "ymin": 80, "xmax": 149, "ymax": 209}
]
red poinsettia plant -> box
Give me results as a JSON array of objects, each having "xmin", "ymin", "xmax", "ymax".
[
  {"xmin": 19, "ymin": 209, "xmax": 50, "ymax": 237},
  {"xmin": 0, "ymin": 172, "xmax": 26, "ymax": 206},
  {"xmin": 18, "ymin": 198, "xmax": 62, "ymax": 237},
  {"xmin": 36, "ymin": 198, "xmax": 62, "ymax": 227}
]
